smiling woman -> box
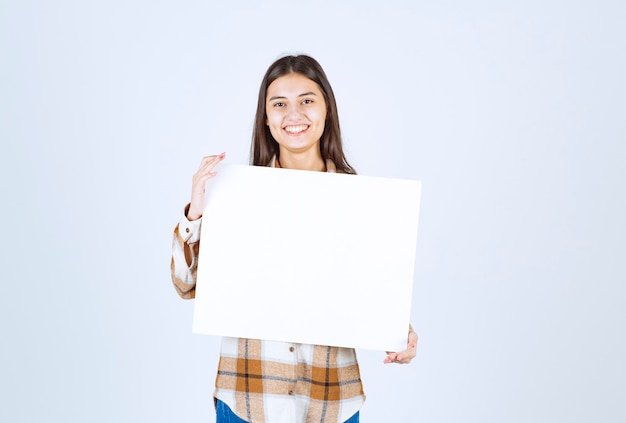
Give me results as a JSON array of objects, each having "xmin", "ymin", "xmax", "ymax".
[
  {"xmin": 250, "ymin": 54, "xmax": 357, "ymax": 175},
  {"xmin": 171, "ymin": 54, "xmax": 418, "ymax": 423},
  {"xmin": 265, "ymin": 73, "xmax": 328, "ymax": 168}
]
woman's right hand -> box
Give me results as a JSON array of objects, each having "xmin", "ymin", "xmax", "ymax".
[{"xmin": 187, "ymin": 152, "xmax": 226, "ymax": 221}]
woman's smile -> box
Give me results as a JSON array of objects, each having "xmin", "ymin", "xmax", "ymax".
[{"xmin": 284, "ymin": 124, "xmax": 310, "ymax": 135}]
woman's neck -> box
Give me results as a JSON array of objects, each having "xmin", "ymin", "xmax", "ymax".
[{"xmin": 277, "ymin": 149, "xmax": 326, "ymax": 172}]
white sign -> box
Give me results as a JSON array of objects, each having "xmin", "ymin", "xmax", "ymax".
[{"xmin": 192, "ymin": 164, "xmax": 421, "ymax": 352}]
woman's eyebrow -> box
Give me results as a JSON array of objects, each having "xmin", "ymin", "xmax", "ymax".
[
  {"xmin": 268, "ymin": 92, "xmax": 317, "ymax": 102},
  {"xmin": 268, "ymin": 95, "xmax": 287, "ymax": 101}
]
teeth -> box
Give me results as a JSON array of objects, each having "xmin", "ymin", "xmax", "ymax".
[{"xmin": 285, "ymin": 125, "xmax": 308, "ymax": 133}]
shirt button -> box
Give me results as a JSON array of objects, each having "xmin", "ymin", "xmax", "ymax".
[
  {"xmin": 288, "ymin": 390, "xmax": 294, "ymax": 396},
  {"xmin": 185, "ymin": 227, "xmax": 190, "ymax": 233},
  {"xmin": 289, "ymin": 346, "xmax": 295, "ymax": 352}
]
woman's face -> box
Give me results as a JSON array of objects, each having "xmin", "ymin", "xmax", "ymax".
[{"xmin": 265, "ymin": 73, "xmax": 327, "ymax": 156}]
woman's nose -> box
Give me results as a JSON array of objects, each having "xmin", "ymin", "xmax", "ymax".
[{"xmin": 286, "ymin": 103, "xmax": 303, "ymax": 118}]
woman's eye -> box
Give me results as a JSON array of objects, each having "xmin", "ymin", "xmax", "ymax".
[
  {"xmin": 273, "ymin": 102, "xmax": 285, "ymax": 107},
  {"xmin": 302, "ymin": 99, "xmax": 313, "ymax": 105}
]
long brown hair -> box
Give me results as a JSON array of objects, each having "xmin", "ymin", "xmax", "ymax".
[{"xmin": 250, "ymin": 55, "xmax": 356, "ymax": 174}]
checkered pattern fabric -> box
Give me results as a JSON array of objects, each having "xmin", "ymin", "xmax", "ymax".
[{"xmin": 214, "ymin": 337, "xmax": 364, "ymax": 422}]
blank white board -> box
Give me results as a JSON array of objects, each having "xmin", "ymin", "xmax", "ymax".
[{"xmin": 192, "ymin": 164, "xmax": 421, "ymax": 352}]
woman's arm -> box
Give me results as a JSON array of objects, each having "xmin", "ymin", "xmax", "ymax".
[
  {"xmin": 170, "ymin": 153, "xmax": 226, "ymax": 299},
  {"xmin": 170, "ymin": 204, "xmax": 202, "ymax": 299}
]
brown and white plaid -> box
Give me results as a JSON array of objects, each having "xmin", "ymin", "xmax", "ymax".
[{"xmin": 214, "ymin": 337, "xmax": 364, "ymax": 422}]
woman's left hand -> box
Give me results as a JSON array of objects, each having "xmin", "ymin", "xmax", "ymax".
[{"xmin": 384, "ymin": 325, "xmax": 418, "ymax": 364}]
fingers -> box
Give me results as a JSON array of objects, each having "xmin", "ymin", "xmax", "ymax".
[
  {"xmin": 384, "ymin": 350, "xmax": 412, "ymax": 364},
  {"xmin": 194, "ymin": 153, "xmax": 226, "ymax": 180},
  {"xmin": 384, "ymin": 353, "xmax": 399, "ymax": 364}
]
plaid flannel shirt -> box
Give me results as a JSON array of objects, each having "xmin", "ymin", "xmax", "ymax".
[{"xmin": 170, "ymin": 161, "xmax": 365, "ymax": 422}]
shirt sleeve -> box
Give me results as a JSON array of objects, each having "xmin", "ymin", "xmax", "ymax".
[{"xmin": 170, "ymin": 204, "xmax": 202, "ymax": 299}]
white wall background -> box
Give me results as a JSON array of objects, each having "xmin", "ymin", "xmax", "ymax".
[{"xmin": 1, "ymin": 0, "xmax": 624, "ymax": 422}]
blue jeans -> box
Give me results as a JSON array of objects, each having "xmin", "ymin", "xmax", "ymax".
[
  {"xmin": 216, "ymin": 399, "xmax": 248, "ymax": 422},
  {"xmin": 215, "ymin": 399, "xmax": 359, "ymax": 423}
]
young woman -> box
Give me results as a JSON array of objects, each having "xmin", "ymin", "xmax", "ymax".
[{"xmin": 171, "ymin": 54, "xmax": 418, "ymax": 423}]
